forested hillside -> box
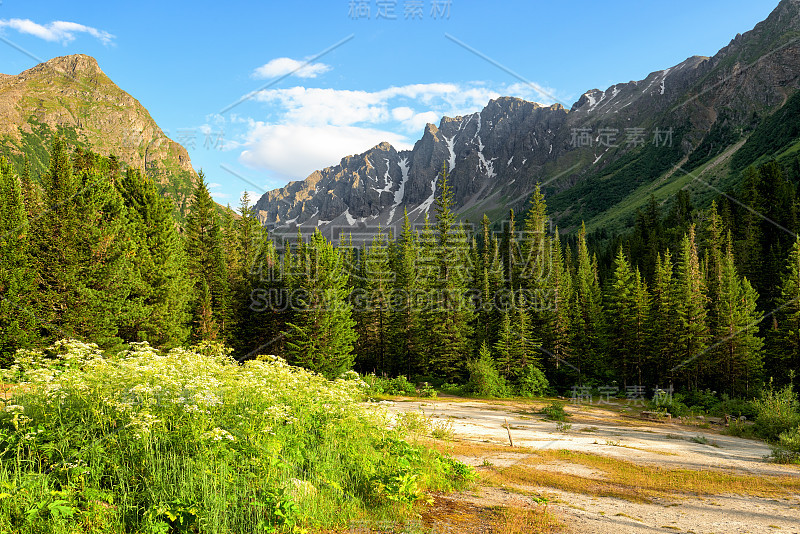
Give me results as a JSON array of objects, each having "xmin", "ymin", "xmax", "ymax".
[{"xmin": 3, "ymin": 140, "xmax": 800, "ymax": 401}]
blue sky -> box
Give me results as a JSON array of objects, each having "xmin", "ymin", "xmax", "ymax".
[{"xmin": 0, "ymin": 0, "xmax": 779, "ymax": 206}]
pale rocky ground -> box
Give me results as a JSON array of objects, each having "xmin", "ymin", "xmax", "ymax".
[{"xmin": 370, "ymin": 398, "xmax": 800, "ymax": 534}]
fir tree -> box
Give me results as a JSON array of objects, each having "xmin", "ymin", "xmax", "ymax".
[
  {"xmin": 389, "ymin": 210, "xmax": 423, "ymax": 376},
  {"xmin": 185, "ymin": 175, "xmax": 230, "ymax": 341},
  {"xmin": 605, "ymin": 248, "xmax": 637, "ymax": 387},
  {"xmin": 284, "ymin": 229, "xmax": 357, "ymax": 378},
  {"xmin": 428, "ymin": 165, "xmax": 474, "ymax": 379},
  {"xmin": 116, "ymin": 168, "xmax": 191, "ymax": 347},
  {"xmin": 0, "ymin": 158, "xmax": 34, "ymax": 364},
  {"xmin": 571, "ymin": 223, "xmax": 603, "ymax": 384},
  {"xmin": 714, "ymin": 236, "xmax": 763, "ymax": 396},
  {"xmin": 673, "ymin": 225, "xmax": 710, "ymax": 390}
]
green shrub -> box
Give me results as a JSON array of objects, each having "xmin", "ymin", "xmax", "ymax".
[
  {"xmin": 364, "ymin": 374, "xmax": 417, "ymax": 396},
  {"xmin": 709, "ymin": 395, "xmax": 757, "ymax": 420},
  {"xmin": 723, "ymin": 418, "xmax": 756, "ymax": 438},
  {"xmin": 465, "ymin": 344, "xmax": 509, "ymax": 398},
  {"xmin": 773, "ymin": 426, "xmax": 800, "ymax": 463},
  {"xmin": 753, "ymin": 380, "xmax": 800, "ymax": 442},
  {"xmin": 684, "ymin": 389, "xmax": 720, "ymax": 413},
  {"xmin": 514, "ymin": 364, "xmax": 549, "ymax": 398},
  {"xmin": 540, "ymin": 401, "xmax": 567, "ymax": 421}
]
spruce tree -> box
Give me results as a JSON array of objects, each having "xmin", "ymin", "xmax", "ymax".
[
  {"xmin": 185, "ymin": 175, "xmax": 230, "ymax": 342},
  {"xmin": 605, "ymin": 248, "xmax": 637, "ymax": 387},
  {"xmin": 284, "ymin": 229, "xmax": 357, "ymax": 378},
  {"xmin": 117, "ymin": 168, "xmax": 191, "ymax": 347},
  {"xmin": 714, "ymin": 236, "xmax": 763, "ymax": 396},
  {"xmin": 775, "ymin": 237, "xmax": 800, "ymax": 388},
  {"xmin": 429, "ymin": 166, "xmax": 474, "ymax": 379},
  {"xmin": 0, "ymin": 158, "xmax": 34, "ymax": 364},
  {"xmin": 31, "ymin": 139, "xmax": 135, "ymax": 348},
  {"xmin": 543, "ymin": 230, "xmax": 573, "ymax": 381},
  {"xmin": 571, "ymin": 223, "xmax": 603, "ymax": 384},
  {"xmin": 632, "ymin": 268, "xmax": 650, "ymax": 387},
  {"xmin": 673, "ymin": 225, "xmax": 710, "ymax": 390},
  {"xmin": 389, "ymin": 210, "xmax": 423, "ymax": 376},
  {"xmin": 356, "ymin": 229, "xmax": 392, "ymax": 373},
  {"xmin": 650, "ymin": 251, "xmax": 679, "ymax": 386}
]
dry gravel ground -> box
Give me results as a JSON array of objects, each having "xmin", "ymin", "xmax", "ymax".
[{"xmin": 370, "ymin": 398, "xmax": 800, "ymax": 534}]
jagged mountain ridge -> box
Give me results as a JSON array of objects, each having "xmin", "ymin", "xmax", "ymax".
[
  {"xmin": 254, "ymin": 0, "xmax": 800, "ymax": 236},
  {"xmin": 0, "ymin": 54, "xmax": 199, "ymax": 215}
]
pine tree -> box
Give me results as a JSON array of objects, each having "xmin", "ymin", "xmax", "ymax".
[
  {"xmin": 116, "ymin": 168, "xmax": 191, "ymax": 347},
  {"xmin": 543, "ymin": 230, "xmax": 573, "ymax": 381},
  {"xmin": 389, "ymin": 210, "xmax": 423, "ymax": 376},
  {"xmin": 284, "ymin": 229, "xmax": 357, "ymax": 378},
  {"xmin": 356, "ymin": 229, "xmax": 392, "ymax": 373},
  {"xmin": 673, "ymin": 225, "xmax": 710, "ymax": 390},
  {"xmin": 428, "ymin": 165, "xmax": 474, "ymax": 379},
  {"xmin": 775, "ymin": 237, "xmax": 800, "ymax": 388},
  {"xmin": 571, "ymin": 223, "xmax": 603, "ymax": 384},
  {"xmin": 714, "ymin": 236, "xmax": 763, "ymax": 396},
  {"xmin": 30, "ymin": 139, "xmax": 135, "ymax": 348},
  {"xmin": 0, "ymin": 158, "xmax": 34, "ymax": 364},
  {"xmin": 605, "ymin": 248, "xmax": 637, "ymax": 387},
  {"xmin": 185, "ymin": 175, "xmax": 230, "ymax": 342}
]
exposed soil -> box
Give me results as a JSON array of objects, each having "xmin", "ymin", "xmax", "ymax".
[{"xmin": 370, "ymin": 398, "xmax": 800, "ymax": 534}]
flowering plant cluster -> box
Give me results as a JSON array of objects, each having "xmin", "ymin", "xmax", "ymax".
[{"xmin": 0, "ymin": 340, "xmax": 469, "ymax": 534}]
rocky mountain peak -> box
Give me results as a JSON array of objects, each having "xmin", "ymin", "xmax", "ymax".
[
  {"xmin": 17, "ymin": 54, "xmax": 104, "ymax": 81},
  {"xmin": 0, "ymin": 54, "xmax": 199, "ymax": 217}
]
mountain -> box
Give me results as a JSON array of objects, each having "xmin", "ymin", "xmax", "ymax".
[
  {"xmin": 0, "ymin": 54, "xmax": 199, "ymax": 216},
  {"xmin": 254, "ymin": 0, "xmax": 800, "ymax": 238}
]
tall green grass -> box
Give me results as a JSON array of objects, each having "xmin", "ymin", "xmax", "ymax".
[{"xmin": 0, "ymin": 340, "xmax": 473, "ymax": 533}]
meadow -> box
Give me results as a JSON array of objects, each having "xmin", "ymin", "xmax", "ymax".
[{"xmin": 0, "ymin": 340, "xmax": 474, "ymax": 533}]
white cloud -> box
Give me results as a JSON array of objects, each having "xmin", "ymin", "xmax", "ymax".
[
  {"xmin": 0, "ymin": 19, "xmax": 114, "ymax": 45},
  {"xmin": 239, "ymin": 123, "xmax": 412, "ymax": 180},
  {"xmin": 211, "ymin": 191, "xmax": 230, "ymax": 201},
  {"xmin": 253, "ymin": 57, "xmax": 331, "ymax": 79},
  {"xmin": 407, "ymin": 111, "xmax": 441, "ymax": 133},
  {"xmin": 391, "ymin": 106, "xmax": 414, "ymax": 121},
  {"xmin": 237, "ymin": 80, "xmax": 562, "ymax": 182}
]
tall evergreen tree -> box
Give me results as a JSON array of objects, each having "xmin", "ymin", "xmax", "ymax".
[
  {"xmin": 429, "ymin": 165, "xmax": 474, "ymax": 379},
  {"xmin": 284, "ymin": 229, "xmax": 357, "ymax": 378},
  {"xmin": 774, "ymin": 237, "xmax": 800, "ymax": 388},
  {"xmin": 714, "ymin": 236, "xmax": 763, "ymax": 396},
  {"xmin": 389, "ymin": 210, "xmax": 423, "ymax": 376},
  {"xmin": 116, "ymin": 168, "xmax": 191, "ymax": 347},
  {"xmin": 571, "ymin": 223, "xmax": 603, "ymax": 384},
  {"xmin": 0, "ymin": 158, "xmax": 35, "ymax": 364},
  {"xmin": 355, "ymin": 229, "xmax": 392, "ymax": 373},
  {"xmin": 30, "ymin": 139, "xmax": 135, "ymax": 348},
  {"xmin": 185, "ymin": 175, "xmax": 230, "ymax": 341},
  {"xmin": 605, "ymin": 248, "xmax": 637, "ymax": 387},
  {"xmin": 673, "ymin": 225, "xmax": 710, "ymax": 390}
]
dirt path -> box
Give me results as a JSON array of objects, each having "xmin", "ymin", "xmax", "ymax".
[{"xmin": 371, "ymin": 398, "xmax": 800, "ymax": 534}]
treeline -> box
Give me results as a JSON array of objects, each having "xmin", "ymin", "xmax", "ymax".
[{"xmin": 2, "ymin": 140, "xmax": 800, "ymax": 397}]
